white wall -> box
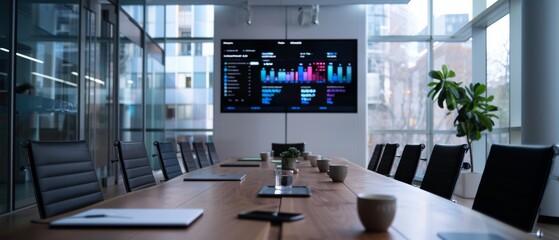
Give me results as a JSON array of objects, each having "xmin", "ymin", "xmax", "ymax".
[{"xmin": 213, "ymin": 5, "xmax": 368, "ymax": 166}]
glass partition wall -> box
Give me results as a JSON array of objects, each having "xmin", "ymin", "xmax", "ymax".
[{"xmin": 0, "ymin": 0, "xmax": 163, "ymax": 214}]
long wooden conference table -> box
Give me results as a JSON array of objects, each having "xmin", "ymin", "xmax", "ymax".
[{"xmin": 0, "ymin": 157, "xmax": 534, "ymax": 239}]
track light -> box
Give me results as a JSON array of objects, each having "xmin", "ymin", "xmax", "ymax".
[
  {"xmin": 312, "ymin": 5, "xmax": 319, "ymax": 25},
  {"xmin": 244, "ymin": 1, "xmax": 252, "ymax": 25},
  {"xmin": 298, "ymin": 5, "xmax": 319, "ymax": 26}
]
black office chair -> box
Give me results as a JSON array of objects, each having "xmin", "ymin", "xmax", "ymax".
[
  {"xmin": 472, "ymin": 144, "xmax": 555, "ymax": 233},
  {"xmin": 420, "ymin": 144, "xmax": 469, "ymax": 199},
  {"xmin": 206, "ymin": 142, "xmax": 220, "ymax": 165},
  {"xmin": 114, "ymin": 140, "xmax": 156, "ymax": 192},
  {"xmin": 23, "ymin": 140, "xmax": 104, "ymax": 219},
  {"xmin": 153, "ymin": 141, "xmax": 183, "ymax": 181},
  {"xmin": 178, "ymin": 141, "xmax": 200, "ymax": 172},
  {"xmin": 375, "ymin": 143, "xmax": 399, "ymax": 176},
  {"xmin": 193, "ymin": 141, "xmax": 212, "ymax": 168},
  {"xmin": 367, "ymin": 143, "xmax": 385, "ymax": 172},
  {"xmin": 393, "ymin": 144, "xmax": 425, "ymax": 185},
  {"xmin": 271, "ymin": 142, "xmax": 305, "ymax": 158}
]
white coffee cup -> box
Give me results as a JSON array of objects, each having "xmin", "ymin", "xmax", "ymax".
[
  {"xmin": 308, "ymin": 154, "xmax": 321, "ymax": 167},
  {"xmin": 357, "ymin": 194, "xmax": 396, "ymax": 232}
]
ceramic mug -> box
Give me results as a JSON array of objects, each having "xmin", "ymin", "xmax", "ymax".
[
  {"xmin": 357, "ymin": 194, "xmax": 396, "ymax": 232},
  {"xmin": 328, "ymin": 164, "xmax": 348, "ymax": 182},
  {"xmin": 308, "ymin": 154, "xmax": 321, "ymax": 167},
  {"xmin": 316, "ymin": 159, "xmax": 330, "ymax": 173}
]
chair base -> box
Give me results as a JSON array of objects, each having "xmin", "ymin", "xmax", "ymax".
[{"xmin": 538, "ymin": 215, "xmax": 559, "ymax": 224}]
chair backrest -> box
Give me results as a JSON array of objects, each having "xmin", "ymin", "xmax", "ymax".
[
  {"xmin": 420, "ymin": 144, "xmax": 469, "ymax": 199},
  {"xmin": 206, "ymin": 142, "xmax": 219, "ymax": 164},
  {"xmin": 153, "ymin": 141, "xmax": 182, "ymax": 180},
  {"xmin": 367, "ymin": 144, "xmax": 385, "ymax": 172},
  {"xmin": 23, "ymin": 140, "xmax": 104, "ymax": 219},
  {"xmin": 271, "ymin": 142, "xmax": 305, "ymax": 157},
  {"xmin": 114, "ymin": 140, "xmax": 156, "ymax": 192},
  {"xmin": 178, "ymin": 141, "xmax": 200, "ymax": 172},
  {"xmin": 375, "ymin": 143, "xmax": 399, "ymax": 176},
  {"xmin": 393, "ymin": 144, "xmax": 425, "ymax": 184},
  {"xmin": 472, "ymin": 144, "xmax": 555, "ymax": 232},
  {"xmin": 193, "ymin": 142, "xmax": 212, "ymax": 168}
]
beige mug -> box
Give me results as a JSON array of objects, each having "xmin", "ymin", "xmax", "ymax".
[
  {"xmin": 328, "ymin": 164, "xmax": 348, "ymax": 182},
  {"xmin": 357, "ymin": 194, "xmax": 396, "ymax": 232},
  {"xmin": 301, "ymin": 151, "xmax": 312, "ymax": 160},
  {"xmin": 260, "ymin": 152, "xmax": 270, "ymax": 161},
  {"xmin": 316, "ymin": 159, "xmax": 330, "ymax": 173},
  {"xmin": 308, "ymin": 154, "xmax": 321, "ymax": 167}
]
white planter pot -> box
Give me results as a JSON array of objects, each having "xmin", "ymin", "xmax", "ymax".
[{"xmin": 453, "ymin": 172, "xmax": 482, "ymax": 199}]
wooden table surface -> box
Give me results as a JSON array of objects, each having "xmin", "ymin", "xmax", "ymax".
[{"xmin": 0, "ymin": 157, "xmax": 535, "ymax": 240}]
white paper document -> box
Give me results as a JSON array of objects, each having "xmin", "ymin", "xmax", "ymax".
[{"xmin": 50, "ymin": 208, "xmax": 204, "ymax": 227}]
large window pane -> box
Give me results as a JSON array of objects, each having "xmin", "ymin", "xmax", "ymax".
[
  {"xmin": 367, "ymin": 0, "xmax": 428, "ymax": 36},
  {"xmin": 432, "ymin": 41, "xmax": 472, "ymax": 131},
  {"xmin": 486, "ymin": 15, "xmax": 510, "ymax": 130},
  {"xmin": 367, "ymin": 42, "xmax": 429, "ymax": 131},
  {"xmin": 15, "ymin": 0, "xmax": 80, "ymax": 209},
  {"xmin": 432, "ymin": 0, "xmax": 471, "ymax": 35}
]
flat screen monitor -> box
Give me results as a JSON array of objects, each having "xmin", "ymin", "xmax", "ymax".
[{"xmin": 221, "ymin": 39, "xmax": 357, "ymax": 113}]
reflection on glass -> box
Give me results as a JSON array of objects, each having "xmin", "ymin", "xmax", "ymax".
[
  {"xmin": 0, "ymin": 0, "xmax": 11, "ymax": 214},
  {"xmin": 84, "ymin": 8, "xmax": 116, "ymax": 182},
  {"xmin": 15, "ymin": 0, "xmax": 80, "ymax": 209},
  {"xmin": 119, "ymin": 35, "xmax": 143, "ymax": 142},
  {"xmin": 121, "ymin": 0, "xmax": 144, "ymax": 27},
  {"xmin": 145, "ymin": 49, "xmax": 165, "ymax": 170},
  {"xmin": 367, "ymin": 42, "xmax": 428, "ymax": 130}
]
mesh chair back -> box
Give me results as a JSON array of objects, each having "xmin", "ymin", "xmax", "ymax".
[
  {"xmin": 24, "ymin": 140, "xmax": 103, "ymax": 219},
  {"xmin": 375, "ymin": 143, "xmax": 399, "ymax": 176},
  {"xmin": 367, "ymin": 144, "xmax": 385, "ymax": 171},
  {"xmin": 420, "ymin": 144, "xmax": 468, "ymax": 199},
  {"xmin": 472, "ymin": 144, "xmax": 555, "ymax": 232},
  {"xmin": 193, "ymin": 142, "xmax": 212, "ymax": 168},
  {"xmin": 114, "ymin": 140, "xmax": 156, "ymax": 192},
  {"xmin": 154, "ymin": 141, "xmax": 182, "ymax": 180},
  {"xmin": 178, "ymin": 141, "xmax": 200, "ymax": 172},
  {"xmin": 393, "ymin": 144, "xmax": 425, "ymax": 184},
  {"xmin": 206, "ymin": 142, "xmax": 220, "ymax": 164}
]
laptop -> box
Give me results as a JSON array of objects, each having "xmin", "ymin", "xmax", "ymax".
[
  {"xmin": 184, "ymin": 173, "xmax": 246, "ymax": 181},
  {"xmin": 50, "ymin": 208, "xmax": 203, "ymax": 228}
]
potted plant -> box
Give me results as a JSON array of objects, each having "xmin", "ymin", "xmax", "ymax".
[
  {"xmin": 427, "ymin": 65, "xmax": 499, "ymax": 198},
  {"xmin": 280, "ymin": 147, "xmax": 301, "ymax": 173}
]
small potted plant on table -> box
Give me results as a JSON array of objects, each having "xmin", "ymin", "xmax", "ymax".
[{"xmin": 280, "ymin": 147, "xmax": 301, "ymax": 173}]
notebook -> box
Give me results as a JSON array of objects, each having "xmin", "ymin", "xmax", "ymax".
[
  {"xmin": 220, "ymin": 163, "xmax": 261, "ymax": 167},
  {"xmin": 184, "ymin": 173, "xmax": 246, "ymax": 181},
  {"xmin": 50, "ymin": 208, "xmax": 203, "ymax": 228}
]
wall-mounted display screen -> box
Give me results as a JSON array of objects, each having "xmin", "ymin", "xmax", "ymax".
[{"xmin": 221, "ymin": 39, "xmax": 357, "ymax": 113}]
